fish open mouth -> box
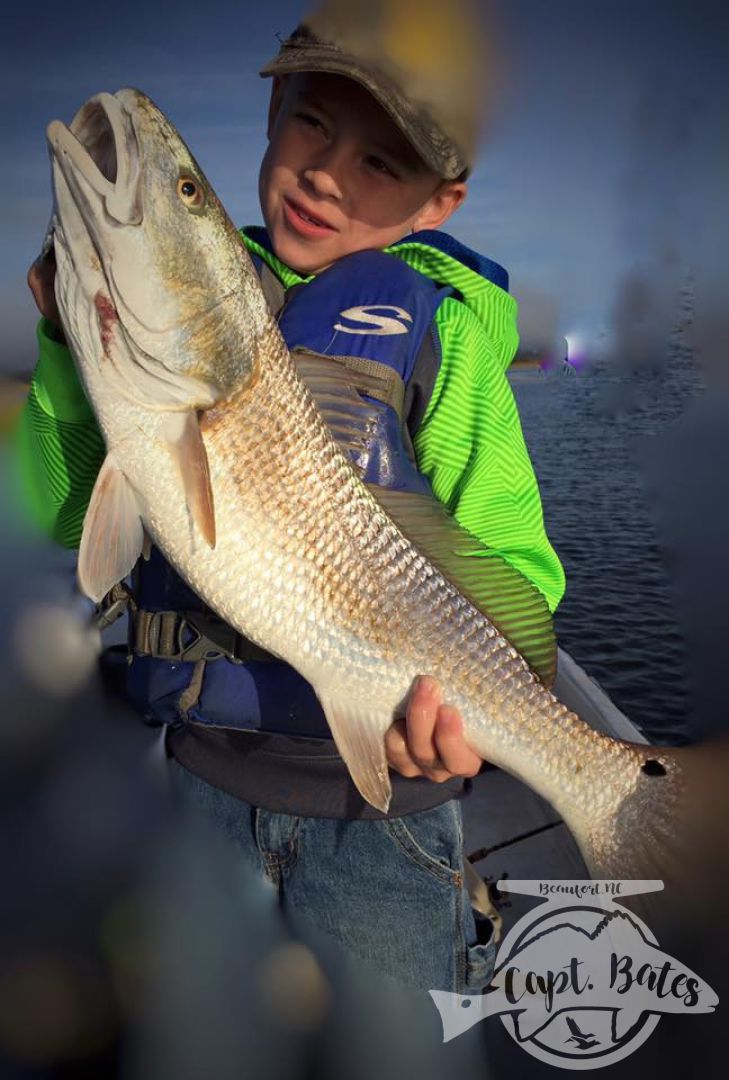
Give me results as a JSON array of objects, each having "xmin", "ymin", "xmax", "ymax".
[
  {"xmin": 71, "ymin": 99, "xmax": 119, "ymax": 185},
  {"xmin": 47, "ymin": 91, "xmax": 142, "ymax": 225}
]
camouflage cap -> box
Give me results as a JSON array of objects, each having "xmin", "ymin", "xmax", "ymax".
[{"xmin": 260, "ymin": 0, "xmax": 489, "ymax": 180}]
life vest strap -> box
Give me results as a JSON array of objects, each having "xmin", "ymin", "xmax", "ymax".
[
  {"xmin": 94, "ymin": 580, "xmax": 136, "ymax": 631},
  {"xmin": 131, "ymin": 607, "xmax": 276, "ymax": 665},
  {"xmin": 293, "ymin": 347, "xmax": 407, "ymax": 418},
  {"xmin": 258, "ymin": 261, "xmax": 287, "ymax": 317}
]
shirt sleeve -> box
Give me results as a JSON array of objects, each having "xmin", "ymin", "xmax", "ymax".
[
  {"xmin": 15, "ymin": 319, "xmax": 105, "ymax": 548},
  {"xmin": 412, "ymin": 296, "xmax": 566, "ymax": 613}
]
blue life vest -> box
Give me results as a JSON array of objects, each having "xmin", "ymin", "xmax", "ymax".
[{"xmin": 123, "ymin": 237, "xmax": 506, "ymax": 738}]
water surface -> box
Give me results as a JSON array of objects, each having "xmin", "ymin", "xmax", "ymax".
[{"xmin": 511, "ymin": 336, "xmax": 704, "ymax": 742}]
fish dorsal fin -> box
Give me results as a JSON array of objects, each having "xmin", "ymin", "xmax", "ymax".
[
  {"xmin": 78, "ymin": 452, "xmax": 144, "ymax": 602},
  {"xmin": 163, "ymin": 411, "xmax": 216, "ymax": 548},
  {"xmin": 293, "ymin": 350, "xmax": 383, "ymax": 457},
  {"xmin": 367, "ymin": 487, "xmax": 558, "ymax": 686},
  {"xmin": 294, "ymin": 350, "xmax": 556, "ymax": 683}
]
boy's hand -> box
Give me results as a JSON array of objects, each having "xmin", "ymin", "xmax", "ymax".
[
  {"xmin": 28, "ymin": 250, "xmax": 65, "ymax": 341},
  {"xmin": 385, "ymin": 675, "xmax": 484, "ymax": 782}
]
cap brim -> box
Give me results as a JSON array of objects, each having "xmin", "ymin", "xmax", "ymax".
[{"xmin": 259, "ymin": 46, "xmax": 467, "ymax": 180}]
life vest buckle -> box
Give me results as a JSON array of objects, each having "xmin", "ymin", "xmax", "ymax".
[
  {"xmin": 176, "ymin": 611, "xmax": 245, "ymax": 664},
  {"xmin": 130, "ymin": 607, "xmax": 272, "ymax": 664},
  {"xmin": 95, "ymin": 581, "xmax": 135, "ymax": 631}
]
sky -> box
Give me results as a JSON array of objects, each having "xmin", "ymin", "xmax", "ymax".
[{"xmin": 1, "ymin": 0, "xmax": 726, "ymax": 372}]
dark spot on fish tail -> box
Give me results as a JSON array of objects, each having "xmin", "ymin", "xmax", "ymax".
[
  {"xmin": 94, "ymin": 291, "xmax": 118, "ymax": 355},
  {"xmin": 642, "ymin": 759, "xmax": 667, "ymax": 777}
]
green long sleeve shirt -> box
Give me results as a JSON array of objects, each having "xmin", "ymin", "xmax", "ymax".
[{"xmin": 16, "ymin": 228, "xmax": 565, "ymax": 613}]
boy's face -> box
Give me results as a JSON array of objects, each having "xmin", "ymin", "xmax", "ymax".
[{"xmin": 259, "ymin": 73, "xmax": 466, "ymax": 275}]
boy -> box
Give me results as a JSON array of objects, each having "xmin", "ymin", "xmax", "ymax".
[{"xmin": 22, "ymin": 0, "xmax": 564, "ymax": 993}]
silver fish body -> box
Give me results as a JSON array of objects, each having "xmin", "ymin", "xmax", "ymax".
[{"xmin": 47, "ymin": 88, "xmax": 685, "ymax": 881}]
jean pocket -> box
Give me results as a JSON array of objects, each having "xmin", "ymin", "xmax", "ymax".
[
  {"xmin": 464, "ymin": 937, "xmax": 497, "ymax": 992},
  {"xmin": 382, "ymin": 801, "xmax": 464, "ymax": 886}
]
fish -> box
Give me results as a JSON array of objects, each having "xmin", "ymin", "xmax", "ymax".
[{"xmin": 45, "ymin": 87, "xmax": 707, "ymax": 886}]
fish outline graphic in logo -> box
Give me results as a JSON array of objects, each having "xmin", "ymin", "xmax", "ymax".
[
  {"xmin": 333, "ymin": 305, "xmax": 413, "ymax": 335},
  {"xmin": 429, "ymin": 879, "xmax": 718, "ymax": 1070}
]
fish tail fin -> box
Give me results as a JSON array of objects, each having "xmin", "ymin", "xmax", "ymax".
[
  {"xmin": 581, "ymin": 744, "xmax": 688, "ymax": 882},
  {"xmin": 580, "ymin": 739, "xmax": 729, "ymax": 924}
]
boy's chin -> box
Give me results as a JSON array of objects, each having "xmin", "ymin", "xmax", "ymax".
[
  {"xmin": 268, "ymin": 221, "xmax": 411, "ymax": 276},
  {"xmin": 272, "ymin": 234, "xmax": 335, "ymax": 277}
]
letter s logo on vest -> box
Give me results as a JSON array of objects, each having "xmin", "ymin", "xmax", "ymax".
[{"xmin": 333, "ymin": 305, "xmax": 413, "ymax": 336}]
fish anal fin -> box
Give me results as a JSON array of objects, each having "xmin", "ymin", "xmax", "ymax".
[
  {"xmin": 318, "ymin": 689, "xmax": 393, "ymax": 813},
  {"xmin": 164, "ymin": 411, "xmax": 216, "ymax": 549},
  {"xmin": 78, "ymin": 452, "xmax": 144, "ymax": 603},
  {"xmin": 367, "ymin": 486, "xmax": 557, "ymax": 686}
]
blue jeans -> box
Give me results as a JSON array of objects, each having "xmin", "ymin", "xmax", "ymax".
[{"xmin": 167, "ymin": 758, "xmax": 495, "ymax": 995}]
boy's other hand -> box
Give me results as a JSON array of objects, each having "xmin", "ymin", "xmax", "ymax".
[
  {"xmin": 28, "ymin": 250, "xmax": 65, "ymax": 341},
  {"xmin": 385, "ymin": 675, "xmax": 484, "ymax": 782}
]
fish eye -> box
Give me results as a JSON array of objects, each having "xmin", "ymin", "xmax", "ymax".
[{"xmin": 177, "ymin": 175, "xmax": 206, "ymax": 212}]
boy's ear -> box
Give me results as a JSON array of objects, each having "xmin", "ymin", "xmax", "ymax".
[
  {"xmin": 413, "ymin": 181, "xmax": 468, "ymax": 232},
  {"xmin": 266, "ymin": 76, "xmax": 288, "ymax": 139}
]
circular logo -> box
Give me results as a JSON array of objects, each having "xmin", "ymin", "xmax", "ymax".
[
  {"xmin": 429, "ymin": 879, "xmax": 718, "ymax": 1062},
  {"xmin": 495, "ymin": 903, "xmax": 660, "ymax": 1069}
]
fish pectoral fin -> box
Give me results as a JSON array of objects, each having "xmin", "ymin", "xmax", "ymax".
[
  {"xmin": 318, "ymin": 690, "xmax": 393, "ymax": 813},
  {"xmin": 78, "ymin": 451, "xmax": 144, "ymax": 602},
  {"xmin": 163, "ymin": 411, "xmax": 216, "ymax": 549}
]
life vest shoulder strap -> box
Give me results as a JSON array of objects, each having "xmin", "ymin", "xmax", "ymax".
[
  {"xmin": 277, "ymin": 248, "xmax": 451, "ymax": 386},
  {"xmin": 293, "ymin": 347, "xmax": 407, "ymax": 418},
  {"xmin": 256, "ymin": 247, "xmax": 449, "ymax": 424},
  {"xmin": 259, "ymin": 260, "xmax": 288, "ymax": 317}
]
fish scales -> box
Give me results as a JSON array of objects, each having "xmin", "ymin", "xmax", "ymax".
[
  {"xmin": 156, "ymin": 313, "xmax": 647, "ymax": 839},
  {"xmin": 45, "ymin": 87, "xmax": 695, "ymax": 885}
]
